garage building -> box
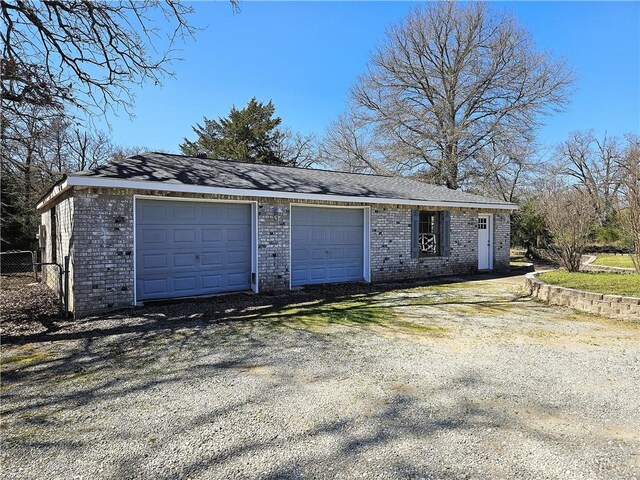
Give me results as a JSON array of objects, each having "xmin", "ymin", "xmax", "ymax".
[{"xmin": 37, "ymin": 152, "xmax": 517, "ymax": 316}]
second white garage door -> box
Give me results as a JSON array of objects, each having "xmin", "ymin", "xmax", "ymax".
[{"xmin": 291, "ymin": 206, "xmax": 365, "ymax": 286}]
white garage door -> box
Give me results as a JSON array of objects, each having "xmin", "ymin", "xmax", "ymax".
[
  {"xmin": 291, "ymin": 206, "xmax": 365, "ymax": 286},
  {"xmin": 135, "ymin": 199, "xmax": 252, "ymax": 301}
]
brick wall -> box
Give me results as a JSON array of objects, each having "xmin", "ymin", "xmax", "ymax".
[
  {"xmin": 72, "ymin": 190, "xmax": 134, "ymax": 314},
  {"xmin": 257, "ymin": 200, "xmax": 290, "ymax": 291},
  {"xmin": 40, "ymin": 187, "xmax": 511, "ymax": 316},
  {"xmin": 493, "ymin": 212, "xmax": 511, "ymax": 271},
  {"xmin": 369, "ymin": 206, "xmax": 478, "ymax": 281}
]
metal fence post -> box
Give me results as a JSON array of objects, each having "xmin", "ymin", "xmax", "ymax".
[{"xmin": 64, "ymin": 255, "xmax": 70, "ymax": 319}]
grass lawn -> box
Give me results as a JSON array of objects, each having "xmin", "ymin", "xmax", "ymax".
[
  {"xmin": 538, "ymin": 271, "xmax": 640, "ymax": 297},
  {"xmin": 592, "ymin": 254, "xmax": 636, "ymax": 269}
]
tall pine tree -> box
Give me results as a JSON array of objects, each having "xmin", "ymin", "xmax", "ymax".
[{"xmin": 180, "ymin": 98, "xmax": 285, "ymax": 165}]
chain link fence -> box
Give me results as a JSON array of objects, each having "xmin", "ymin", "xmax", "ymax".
[
  {"xmin": 1, "ymin": 250, "xmax": 68, "ymax": 317},
  {"xmin": 0, "ymin": 250, "xmax": 38, "ymax": 288}
]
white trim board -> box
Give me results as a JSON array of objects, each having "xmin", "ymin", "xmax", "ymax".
[{"xmin": 37, "ymin": 175, "xmax": 518, "ymax": 211}]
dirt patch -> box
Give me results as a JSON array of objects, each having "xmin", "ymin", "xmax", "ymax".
[{"xmin": 0, "ymin": 283, "xmax": 61, "ymax": 337}]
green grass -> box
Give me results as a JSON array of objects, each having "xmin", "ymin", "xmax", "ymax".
[
  {"xmin": 538, "ymin": 271, "xmax": 640, "ymax": 297},
  {"xmin": 0, "ymin": 350, "xmax": 51, "ymax": 367},
  {"xmin": 592, "ymin": 254, "xmax": 636, "ymax": 269},
  {"xmin": 257, "ymin": 297, "xmax": 452, "ymax": 337}
]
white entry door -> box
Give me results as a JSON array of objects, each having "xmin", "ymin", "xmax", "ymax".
[{"xmin": 477, "ymin": 214, "xmax": 493, "ymax": 270}]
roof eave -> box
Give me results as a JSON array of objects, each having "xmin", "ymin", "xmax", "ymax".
[
  {"xmin": 40, "ymin": 175, "xmax": 518, "ymax": 211},
  {"xmin": 36, "ymin": 177, "xmax": 70, "ymax": 211}
]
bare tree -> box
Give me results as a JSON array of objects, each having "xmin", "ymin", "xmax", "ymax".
[
  {"xmin": 558, "ymin": 131, "xmax": 623, "ymax": 227},
  {"xmin": 468, "ymin": 137, "xmax": 541, "ymax": 202},
  {"xmin": 345, "ymin": 2, "xmax": 572, "ymax": 189},
  {"xmin": 1, "ymin": 1, "xmax": 236, "ymax": 123},
  {"xmin": 537, "ymin": 185, "xmax": 597, "ymax": 272},
  {"xmin": 320, "ymin": 113, "xmax": 393, "ymax": 175},
  {"xmin": 274, "ymin": 128, "xmax": 319, "ymax": 168},
  {"xmin": 617, "ymin": 135, "xmax": 640, "ymax": 272},
  {"xmin": 1, "ymin": 107, "xmax": 143, "ymax": 249}
]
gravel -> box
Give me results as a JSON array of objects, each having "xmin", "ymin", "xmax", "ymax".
[{"xmin": 2, "ymin": 274, "xmax": 639, "ymax": 479}]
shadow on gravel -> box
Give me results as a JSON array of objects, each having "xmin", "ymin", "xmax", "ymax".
[
  {"xmin": 101, "ymin": 371, "xmax": 569, "ymax": 480},
  {"xmin": 1, "ymin": 271, "xmax": 530, "ymax": 422},
  {"xmin": 2, "ymin": 271, "xmax": 528, "ymax": 346}
]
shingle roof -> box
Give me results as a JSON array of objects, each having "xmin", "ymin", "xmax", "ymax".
[{"xmin": 70, "ymin": 152, "xmax": 516, "ymax": 208}]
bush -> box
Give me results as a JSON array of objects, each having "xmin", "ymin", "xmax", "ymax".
[
  {"xmin": 594, "ymin": 225, "xmax": 621, "ymax": 243},
  {"xmin": 584, "ymin": 244, "xmax": 632, "ymax": 254},
  {"xmin": 511, "ymin": 199, "xmax": 548, "ymax": 248}
]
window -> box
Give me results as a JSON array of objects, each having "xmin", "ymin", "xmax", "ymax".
[
  {"xmin": 478, "ymin": 217, "xmax": 487, "ymax": 230},
  {"xmin": 419, "ymin": 211, "xmax": 440, "ymax": 256},
  {"xmin": 411, "ymin": 210, "xmax": 451, "ymax": 259}
]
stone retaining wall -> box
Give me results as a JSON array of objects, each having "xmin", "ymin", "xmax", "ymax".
[
  {"xmin": 581, "ymin": 255, "xmax": 636, "ymax": 275},
  {"xmin": 583, "ymin": 264, "xmax": 637, "ymax": 274},
  {"xmin": 524, "ymin": 272, "xmax": 640, "ymax": 321}
]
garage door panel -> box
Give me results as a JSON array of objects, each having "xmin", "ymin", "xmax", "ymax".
[
  {"xmin": 291, "ymin": 269, "xmax": 308, "ymax": 283},
  {"xmin": 329, "ymin": 248, "xmax": 344, "ymax": 260},
  {"xmin": 200, "ymin": 252, "xmax": 222, "ymax": 266},
  {"xmin": 226, "ymin": 204, "xmax": 251, "ymax": 223},
  {"xmin": 200, "ymin": 205, "xmax": 224, "ymax": 222},
  {"xmin": 173, "ymin": 253, "xmax": 196, "ymax": 268},
  {"xmin": 310, "ymin": 267, "xmax": 328, "ymax": 280},
  {"xmin": 310, "ymin": 210, "xmax": 328, "ymax": 224},
  {"xmin": 291, "ymin": 207, "xmax": 365, "ymax": 287},
  {"xmin": 136, "ymin": 200, "xmax": 252, "ymax": 301},
  {"xmin": 344, "ymin": 229, "xmax": 363, "ymax": 243},
  {"xmin": 310, "ymin": 229, "xmax": 327, "ymax": 242},
  {"xmin": 173, "ymin": 229, "xmax": 196, "ymax": 244},
  {"xmin": 140, "ymin": 204, "xmax": 168, "ymax": 222},
  {"xmin": 201, "ymin": 228, "xmax": 222, "ymax": 243},
  {"xmin": 329, "ymin": 230, "xmax": 344, "ymax": 243},
  {"xmin": 201, "ymin": 274, "xmax": 222, "ymax": 289},
  {"xmin": 140, "ymin": 278, "xmax": 169, "ymax": 296},
  {"xmin": 329, "ymin": 266, "xmax": 346, "ymax": 279},
  {"xmin": 141, "ymin": 228, "xmax": 167, "ymax": 244},
  {"xmin": 346, "ymin": 265, "xmax": 362, "ymax": 277},
  {"xmin": 227, "ymin": 272, "xmax": 250, "ymax": 287},
  {"xmin": 291, "ymin": 248, "xmax": 308, "ymax": 262},
  {"xmin": 227, "ymin": 250, "xmax": 251, "ymax": 265},
  {"xmin": 173, "ymin": 276, "xmax": 197, "ymax": 292},
  {"xmin": 173, "ymin": 205, "xmax": 197, "ymax": 221},
  {"xmin": 227, "ymin": 227, "xmax": 249, "ymax": 242},
  {"xmin": 310, "ymin": 248, "xmax": 326, "ymax": 261},
  {"xmin": 142, "ymin": 253, "xmax": 167, "ymax": 270}
]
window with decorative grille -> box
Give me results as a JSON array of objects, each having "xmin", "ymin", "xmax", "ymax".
[{"xmin": 419, "ymin": 211, "xmax": 440, "ymax": 256}]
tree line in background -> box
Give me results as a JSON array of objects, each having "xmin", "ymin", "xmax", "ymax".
[
  {"xmin": 513, "ymin": 133, "xmax": 640, "ymax": 272},
  {"xmin": 2, "ymin": 1, "xmax": 638, "ymax": 272},
  {"xmin": 1, "ymin": 107, "xmax": 148, "ymax": 250},
  {"xmin": 1, "ymin": 0, "xmax": 201, "ymax": 250}
]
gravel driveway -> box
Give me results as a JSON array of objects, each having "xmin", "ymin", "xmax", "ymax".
[{"xmin": 2, "ymin": 274, "xmax": 639, "ymax": 479}]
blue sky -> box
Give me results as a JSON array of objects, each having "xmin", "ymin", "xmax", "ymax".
[{"xmin": 104, "ymin": 1, "xmax": 640, "ymax": 156}]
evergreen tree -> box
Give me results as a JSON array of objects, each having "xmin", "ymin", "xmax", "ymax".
[{"xmin": 181, "ymin": 98, "xmax": 286, "ymax": 165}]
